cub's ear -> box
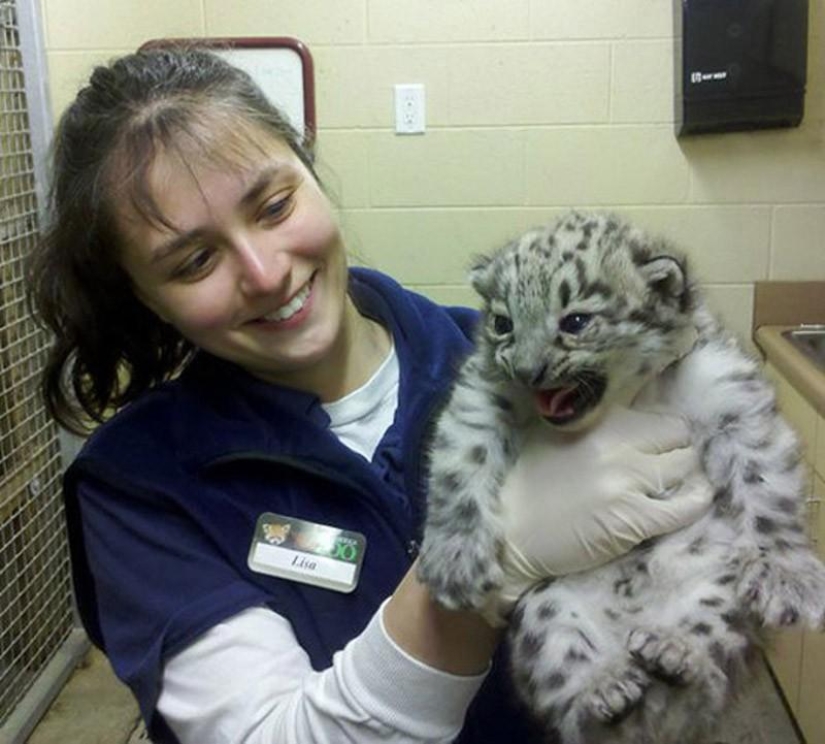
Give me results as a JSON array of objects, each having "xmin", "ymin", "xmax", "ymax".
[
  {"xmin": 640, "ymin": 255, "xmax": 686, "ymax": 300},
  {"xmin": 468, "ymin": 253, "xmax": 496, "ymax": 297}
]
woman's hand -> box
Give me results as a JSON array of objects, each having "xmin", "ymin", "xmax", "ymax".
[{"xmin": 482, "ymin": 406, "xmax": 714, "ymax": 624}]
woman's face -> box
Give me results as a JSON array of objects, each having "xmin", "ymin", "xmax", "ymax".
[{"xmin": 116, "ymin": 134, "xmax": 351, "ymax": 391}]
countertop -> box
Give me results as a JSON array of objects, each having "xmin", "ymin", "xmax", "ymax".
[
  {"xmin": 752, "ymin": 280, "xmax": 825, "ymax": 417},
  {"xmin": 755, "ymin": 325, "xmax": 825, "ymax": 419}
]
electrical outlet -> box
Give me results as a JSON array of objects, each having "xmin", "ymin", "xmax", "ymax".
[{"xmin": 394, "ymin": 84, "xmax": 426, "ymax": 134}]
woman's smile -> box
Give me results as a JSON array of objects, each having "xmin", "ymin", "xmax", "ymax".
[{"xmin": 253, "ymin": 271, "xmax": 317, "ymax": 328}]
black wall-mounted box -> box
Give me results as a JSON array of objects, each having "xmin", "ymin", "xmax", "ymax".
[{"xmin": 674, "ymin": 0, "xmax": 809, "ymax": 136}]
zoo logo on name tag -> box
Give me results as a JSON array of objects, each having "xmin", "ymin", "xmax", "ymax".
[{"xmin": 247, "ymin": 513, "xmax": 366, "ymax": 593}]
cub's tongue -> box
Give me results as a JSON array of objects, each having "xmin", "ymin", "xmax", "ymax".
[{"xmin": 535, "ymin": 385, "xmax": 579, "ymax": 419}]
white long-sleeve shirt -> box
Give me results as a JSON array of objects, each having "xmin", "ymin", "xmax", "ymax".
[
  {"xmin": 157, "ymin": 346, "xmax": 488, "ymax": 743},
  {"xmin": 158, "ymin": 603, "xmax": 486, "ymax": 743}
]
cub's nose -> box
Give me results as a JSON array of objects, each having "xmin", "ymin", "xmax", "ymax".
[{"xmin": 514, "ymin": 361, "xmax": 548, "ymax": 388}]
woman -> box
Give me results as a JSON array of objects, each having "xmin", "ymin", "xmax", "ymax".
[{"xmin": 28, "ymin": 47, "xmax": 711, "ymax": 743}]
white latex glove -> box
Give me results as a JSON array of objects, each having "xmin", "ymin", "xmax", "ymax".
[{"xmin": 485, "ymin": 406, "xmax": 714, "ymax": 624}]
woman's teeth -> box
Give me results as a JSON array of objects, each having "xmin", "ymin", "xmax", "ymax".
[{"xmin": 264, "ymin": 281, "xmax": 312, "ymax": 322}]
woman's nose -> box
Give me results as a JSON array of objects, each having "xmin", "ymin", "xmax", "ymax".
[{"xmin": 236, "ymin": 238, "xmax": 290, "ymax": 296}]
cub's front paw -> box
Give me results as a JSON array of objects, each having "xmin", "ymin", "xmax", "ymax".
[
  {"xmin": 738, "ymin": 553, "xmax": 825, "ymax": 628},
  {"xmin": 417, "ymin": 531, "xmax": 504, "ymax": 611}
]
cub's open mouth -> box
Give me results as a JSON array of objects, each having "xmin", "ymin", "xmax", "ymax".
[{"xmin": 534, "ymin": 373, "xmax": 607, "ymax": 425}]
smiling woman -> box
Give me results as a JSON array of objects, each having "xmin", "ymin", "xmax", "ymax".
[{"xmin": 24, "ymin": 46, "xmax": 507, "ymax": 744}]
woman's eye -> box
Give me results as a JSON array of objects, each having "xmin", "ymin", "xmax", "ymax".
[
  {"xmin": 259, "ymin": 194, "xmax": 294, "ymax": 223},
  {"xmin": 492, "ymin": 314, "xmax": 513, "ymax": 335},
  {"xmin": 559, "ymin": 313, "xmax": 593, "ymax": 335},
  {"xmin": 173, "ymin": 247, "xmax": 215, "ymax": 280}
]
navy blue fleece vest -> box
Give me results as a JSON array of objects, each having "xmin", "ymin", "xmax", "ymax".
[{"xmin": 63, "ymin": 269, "xmax": 543, "ymax": 743}]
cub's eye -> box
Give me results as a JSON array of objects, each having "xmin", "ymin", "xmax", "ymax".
[
  {"xmin": 559, "ymin": 313, "xmax": 593, "ymax": 335},
  {"xmin": 492, "ymin": 314, "xmax": 513, "ymax": 335}
]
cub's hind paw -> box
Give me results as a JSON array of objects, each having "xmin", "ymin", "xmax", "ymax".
[
  {"xmin": 627, "ymin": 628, "xmax": 699, "ymax": 686},
  {"xmin": 627, "ymin": 627, "xmax": 730, "ymax": 701},
  {"xmin": 582, "ymin": 664, "xmax": 650, "ymax": 725}
]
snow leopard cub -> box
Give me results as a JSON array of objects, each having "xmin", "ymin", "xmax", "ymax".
[{"xmin": 417, "ymin": 210, "xmax": 825, "ymax": 744}]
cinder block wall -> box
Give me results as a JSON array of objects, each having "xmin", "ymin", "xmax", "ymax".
[{"xmin": 42, "ymin": 0, "xmax": 825, "ymax": 342}]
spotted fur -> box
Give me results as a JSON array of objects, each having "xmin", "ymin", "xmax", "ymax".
[{"xmin": 417, "ymin": 211, "xmax": 825, "ymax": 744}]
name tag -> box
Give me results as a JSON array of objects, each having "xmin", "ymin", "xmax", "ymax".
[{"xmin": 247, "ymin": 513, "xmax": 366, "ymax": 593}]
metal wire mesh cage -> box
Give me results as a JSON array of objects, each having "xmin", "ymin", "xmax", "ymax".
[{"xmin": 0, "ymin": 0, "xmax": 75, "ymax": 728}]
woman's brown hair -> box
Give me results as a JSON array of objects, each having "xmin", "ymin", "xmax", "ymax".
[{"xmin": 27, "ymin": 46, "xmax": 316, "ymax": 434}]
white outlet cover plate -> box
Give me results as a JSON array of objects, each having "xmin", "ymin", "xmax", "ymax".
[{"xmin": 394, "ymin": 83, "xmax": 426, "ymax": 134}]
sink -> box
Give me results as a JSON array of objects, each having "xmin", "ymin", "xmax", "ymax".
[{"xmin": 782, "ymin": 325, "xmax": 825, "ymax": 373}]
